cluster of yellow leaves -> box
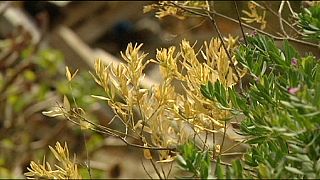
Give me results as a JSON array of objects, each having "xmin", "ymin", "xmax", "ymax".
[
  {"xmin": 25, "ymin": 142, "xmax": 82, "ymax": 179},
  {"xmin": 143, "ymin": 1, "xmax": 209, "ymax": 20},
  {"xmin": 241, "ymin": 1, "xmax": 267, "ymax": 30},
  {"xmin": 89, "ymin": 35, "xmax": 244, "ymax": 161}
]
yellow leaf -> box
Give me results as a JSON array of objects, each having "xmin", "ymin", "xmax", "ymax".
[
  {"xmin": 65, "ymin": 66, "xmax": 78, "ymax": 81},
  {"xmin": 80, "ymin": 120, "xmax": 91, "ymax": 130},
  {"xmin": 65, "ymin": 66, "xmax": 72, "ymax": 81},
  {"xmin": 42, "ymin": 107, "xmax": 63, "ymax": 117},
  {"xmin": 143, "ymin": 145, "xmax": 152, "ymax": 160},
  {"xmin": 71, "ymin": 69, "xmax": 79, "ymax": 80},
  {"xmin": 63, "ymin": 95, "xmax": 70, "ymax": 111},
  {"xmin": 91, "ymin": 95, "xmax": 110, "ymax": 101}
]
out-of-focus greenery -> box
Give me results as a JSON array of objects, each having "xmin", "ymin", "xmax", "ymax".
[
  {"xmin": 299, "ymin": 4, "xmax": 320, "ymax": 41},
  {"xmin": 0, "ymin": 28, "xmax": 105, "ymax": 178}
]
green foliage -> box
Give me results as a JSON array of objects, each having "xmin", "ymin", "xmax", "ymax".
[
  {"xmin": 201, "ymin": 34, "xmax": 320, "ymax": 178},
  {"xmin": 299, "ymin": 4, "xmax": 320, "ymax": 41},
  {"xmin": 176, "ymin": 143, "xmax": 212, "ymax": 179}
]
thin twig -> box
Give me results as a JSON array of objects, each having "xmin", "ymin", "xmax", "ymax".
[
  {"xmin": 211, "ymin": 9, "xmax": 318, "ymax": 48},
  {"xmin": 67, "ymin": 77, "xmax": 92, "ymax": 179},
  {"xmin": 278, "ymin": 1, "xmax": 289, "ymax": 38},
  {"xmin": 166, "ymin": 160, "xmax": 174, "ymax": 178},
  {"xmin": 168, "ymin": 2, "xmax": 319, "ymax": 48},
  {"xmin": 83, "ymin": 132, "xmax": 92, "ymax": 179},
  {"xmin": 286, "ymin": 1, "xmax": 298, "ymax": 19},
  {"xmin": 221, "ymin": 139, "xmax": 246, "ymax": 154},
  {"xmin": 160, "ymin": 163, "xmax": 166, "ymax": 179},
  {"xmin": 219, "ymin": 121, "xmax": 227, "ymax": 156},
  {"xmin": 141, "ymin": 158, "xmax": 153, "ymax": 179},
  {"xmin": 234, "ymin": 0, "xmax": 247, "ymax": 45},
  {"xmin": 260, "ymin": 1, "xmax": 303, "ymax": 37},
  {"xmin": 150, "ymin": 159, "xmax": 163, "ymax": 180},
  {"xmin": 62, "ymin": 107, "xmax": 176, "ymax": 151}
]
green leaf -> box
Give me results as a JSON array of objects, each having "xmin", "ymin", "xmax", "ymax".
[
  {"xmin": 232, "ymin": 160, "xmax": 243, "ymax": 178},
  {"xmin": 285, "ymin": 166, "xmax": 304, "ymax": 175},
  {"xmin": 215, "ymin": 157, "xmax": 224, "ymax": 179},
  {"xmin": 246, "ymin": 136, "xmax": 268, "ymax": 144},
  {"xmin": 283, "ymin": 40, "xmax": 300, "ymax": 64},
  {"xmin": 225, "ymin": 166, "xmax": 231, "ymax": 179},
  {"xmin": 176, "ymin": 155, "xmax": 188, "ymax": 169},
  {"xmin": 258, "ymin": 164, "xmax": 270, "ymax": 178}
]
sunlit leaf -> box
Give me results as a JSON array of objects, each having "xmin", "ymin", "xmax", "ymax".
[
  {"xmin": 42, "ymin": 108, "xmax": 63, "ymax": 117},
  {"xmin": 63, "ymin": 95, "xmax": 70, "ymax": 112}
]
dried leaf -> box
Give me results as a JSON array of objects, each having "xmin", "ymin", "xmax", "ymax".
[
  {"xmin": 143, "ymin": 147, "xmax": 153, "ymax": 160},
  {"xmin": 66, "ymin": 66, "xmax": 72, "ymax": 81},
  {"xmin": 91, "ymin": 95, "xmax": 110, "ymax": 101},
  {"xmin": 63, "ymin": 95, "xmax": 70, "ymax": 112},
  {"xmin": 80, "ymin": 120, "xmax": 91, "ymax": 130}
]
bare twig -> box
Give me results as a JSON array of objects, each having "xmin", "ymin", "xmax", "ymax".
[
  {"xmin": 150, "ymin": 159, "xmax": 163, "ymax": 180},
  {"xmin": 166, "ymin": 160, "xmax": 174, "ymax": 178},
  {"xmin": 260, "ymin": 1, "xmax": 303, "ymax": 37},
  {"xmin": 278, "ymin": 1, "xmax": 289, "ymax": 38},
  {"xmin": 233, "ymin": 0, "xmax": 247, "ymax": 45},
  {"xmin": 219, "ymin": 120, "xmax": 227, "ymax": 156},
  {"xmin": 286, "ymin": 1, "xmax": 298, "ymax": 19},
  {"xmin": 141, "ymin": 159, "xmax": 153, "ymax": 179},
  {"xmin": 160, "ymin": 163, "xmax": 166, "ymax": 179},
  {"xmin": 221, "ymin": 139, "xmax": 246, "ymax": 154}
]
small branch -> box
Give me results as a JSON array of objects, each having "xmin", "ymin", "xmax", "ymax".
[
  {"xmin": 219, "ymin": 121, "xmax": 227, "ymax": 156},
  {"xmin": 261, "ymin": 1, "xmax": 303, "ymax": 37},
  {"xmin": 150, "ymin": 159, "xmax": 163, "ymax": 180},
  {"xmin": 233, "ymin": 0, "xmax": 247, "ymax": 45},
  {"xmin": 278, "ymin": 1, "xmax": 289, "ymax": 38},
  {"xmin": 221, "ymin": 139, "xmax": 246, "ymax": 154},
  {"xmin": 141, "ymin": 159, "xmax": 153, "ymax": 179},
  {"xmin": 286, "ymin": 1, "xmax": 298, "ymax": 19},
  {"xmin": 160, "ymin": 164, "xmax": 166, "ymax": 179},
  {"xmin": 166, "ymin": 160, "xmax": 174, "ymax": 178},
  {"xmin": 63, "ymin": 108, "xmax": 176, "ymax": 151}
]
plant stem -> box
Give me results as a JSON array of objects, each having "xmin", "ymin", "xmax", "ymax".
[
  {"xmin": 234, "ymin": 0, "xmax": 247, "ymax": 45},
  {"xmin": 150, "ymin": 159, "xmax": 163, "ymax": 180}
]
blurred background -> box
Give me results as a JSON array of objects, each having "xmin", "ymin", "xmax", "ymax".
[{"xmin": 0, "ymin": 1, "xmax": 317, "ymax": 178}]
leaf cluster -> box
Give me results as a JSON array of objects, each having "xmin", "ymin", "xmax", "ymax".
[
  {"xmin": 299, "ymin": 4, "xmax": 320, "ymax": 41},
  {"xmin": 201, "ymin": 34, "xmax": 320, "ymax": 178},
  {"xmin": 176, "ymin": 142, "xmax": 212, "ymax": 179}
]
